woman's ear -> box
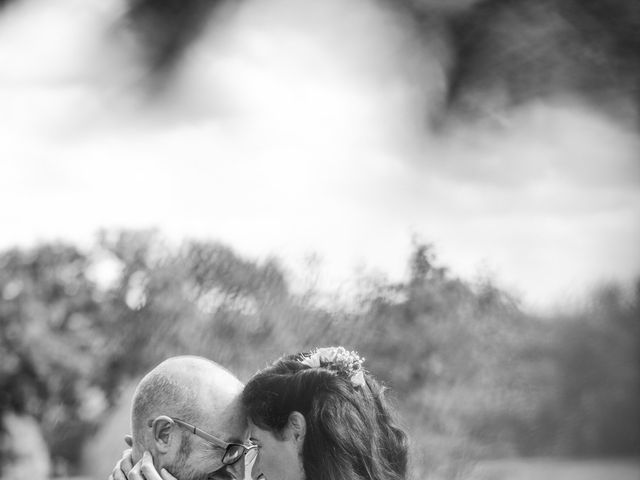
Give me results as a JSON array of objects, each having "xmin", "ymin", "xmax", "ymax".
[
  {"xmin": 287, "ymin": 411, "xmax": 306, "ymax": 446},
  {"xmin": 150, "ymin": 415, "xmax": 176, "ymax": 454}
]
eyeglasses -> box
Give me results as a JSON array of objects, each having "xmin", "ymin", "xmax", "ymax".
[{"xmin": 148, "ymin": 416, "xmax": 258, "ymax": 466}]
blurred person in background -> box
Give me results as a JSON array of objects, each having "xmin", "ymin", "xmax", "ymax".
[{"xmin": 114, "ymin": 347, "xmax": 408, "ymax": 480}]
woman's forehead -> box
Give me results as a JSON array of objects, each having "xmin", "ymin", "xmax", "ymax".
[{"xmin": 247, "ymin": 420, "xmax": 270, "ymax": 439}]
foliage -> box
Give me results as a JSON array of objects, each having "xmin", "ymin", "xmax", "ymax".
[
  {"xmin": 0, "ymin": 231, "xmax": 638, "ymax": 478},
  {"xmin": 0, "ymin": 244, "xmax": 108, "ymax": 469}
]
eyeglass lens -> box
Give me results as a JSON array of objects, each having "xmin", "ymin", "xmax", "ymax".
[{"xmin": 223, "ymin": 445, "xmax": 256, "ymax": 465}]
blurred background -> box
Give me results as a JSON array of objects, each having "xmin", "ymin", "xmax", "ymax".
[{"xmin": 0, "ymin": 0, "xmax": 639, "ymax": 479}]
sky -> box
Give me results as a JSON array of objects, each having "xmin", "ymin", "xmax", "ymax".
[{"xmin": 1, "ymin": 0, "xmax": 639, "ymax": 311}]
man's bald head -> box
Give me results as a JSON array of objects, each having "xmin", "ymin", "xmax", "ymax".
[{"xmin": 131, "ymin": 356, "xmax": 244, "ymax": 457}]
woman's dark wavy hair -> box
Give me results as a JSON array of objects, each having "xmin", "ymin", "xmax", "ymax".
[{"xmin": 241, "ymin": 351, "xmax": 408, "ymax": 480}]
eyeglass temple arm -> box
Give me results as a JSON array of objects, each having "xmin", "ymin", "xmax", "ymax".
[
  {"xmin": 147, "ymin": 417, "xmax": 229, "ymax": 448},
  {"xmin": 172, "ymin": 418, "xmax": 229, "ymax": 448}
]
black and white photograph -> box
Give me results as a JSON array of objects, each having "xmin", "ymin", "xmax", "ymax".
[{"xmin": 0, "ymin": 1, "xmax": 639, "ymax": 479}]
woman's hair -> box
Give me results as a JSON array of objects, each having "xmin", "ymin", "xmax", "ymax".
[{"xmin": 241, "ymin": 348, "xmax": 408, "ymax": 480}]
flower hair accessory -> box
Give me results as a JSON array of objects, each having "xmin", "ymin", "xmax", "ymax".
[{"xmin": 300, "ymin": 346, "xmax": 366, "ymax": 387}]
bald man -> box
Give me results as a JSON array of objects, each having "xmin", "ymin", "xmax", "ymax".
[{"xmin": 121, "ymin": 356, "xmax": 252, "ymax": 480}]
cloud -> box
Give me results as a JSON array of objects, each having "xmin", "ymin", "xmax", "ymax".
[{"xmin": 0, "ymin": 0, "xmax": 638, "ymax": 311}]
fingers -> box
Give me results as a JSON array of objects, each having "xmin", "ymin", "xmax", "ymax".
[
  {"xmin": 128, "ymin": 458, "xmax": 143, "ymax": 480},
  {"xmin": 127, "ymin": 451, "xmax": 172, "ymax": 480},
  {"xmin": 110, "ymin": 448, "xmax": 133, "ymax": 480},
  {"xmin": 139, "ymin": 451, "xmax": 164, "ymax": 480},
  {"xmin": 111, "ymin": 457, "xmax": 125, "ymax": 480},
  {"xmin": 113, "ymin": 464, "xmax": 127, "ymax": 480},
  {"xmin": 120, "ymin": 449, "xmax": 134, "ymax": 476},
  {"xmin": 159, "ymin": 467, "xmax": 178, "ymax": 480},
  {"xmin": 114, "ymin": 459, "xmax": 124, "ymax": 480},
  {"xmin": 109, "ymin": 438, "xmax": 133, "ymax": 480}
]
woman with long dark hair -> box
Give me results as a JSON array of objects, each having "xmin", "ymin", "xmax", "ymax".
[{"xmin": 242, "ymin": 347, "xmax": 408, "ymax": 480}]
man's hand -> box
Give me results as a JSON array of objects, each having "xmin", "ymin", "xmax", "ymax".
[{"xmin": 128, "ymin": 451, "xmax": 177, "ymax": 480}]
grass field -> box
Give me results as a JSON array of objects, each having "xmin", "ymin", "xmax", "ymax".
[{"xmin": 466, "ymin": 458, "xmax": 640, "ymax": 480}]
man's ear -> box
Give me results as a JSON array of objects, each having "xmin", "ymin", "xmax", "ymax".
[
  {"xmin": 286, "ymin": 412, "xmax": 306, "ymax": 446},
  {"xmin": 150, "ymin": 415, "xmax": 176, "ymax": 454}
]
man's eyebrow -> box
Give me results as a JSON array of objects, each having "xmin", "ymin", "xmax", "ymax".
[{"xmin": 202, "ymin": 441, "xmax": 225, "ymax": 452}]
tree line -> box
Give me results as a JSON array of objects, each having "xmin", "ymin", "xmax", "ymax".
[{"xmin": 0, "ymin": 230, "xmax": 638, "ymax": 478}]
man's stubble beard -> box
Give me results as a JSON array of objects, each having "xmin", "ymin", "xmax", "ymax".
[{"xmin": 165, "ymin": 434, "xmax": 210, "ymax": 480}]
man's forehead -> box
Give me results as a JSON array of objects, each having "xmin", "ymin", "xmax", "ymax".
[
  {"xmin": 220, "ymin": 408, "xmax": 250, "ymax": 443},
  {"xmin": 199, "ymin": 398, "xmax": 248, "ymax": 443},
  {"xmin": 197, "ymin": 374, "xmax": 242, "ymax": 407}
]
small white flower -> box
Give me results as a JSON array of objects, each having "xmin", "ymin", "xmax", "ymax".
[
  {"xmin": 300, "ymin": 347, "xmax": 366, "ymax": 387},
  {"xmin": 316, "ymin": 347, "xmax": 339, "ymax": 363},
  {"xmin": 350, "ymin": 370, "xmax": 365, "ymax": 387},
  {"xmin": 301, "ymin": 355, "xmax": 321, "ymax": 368}
]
